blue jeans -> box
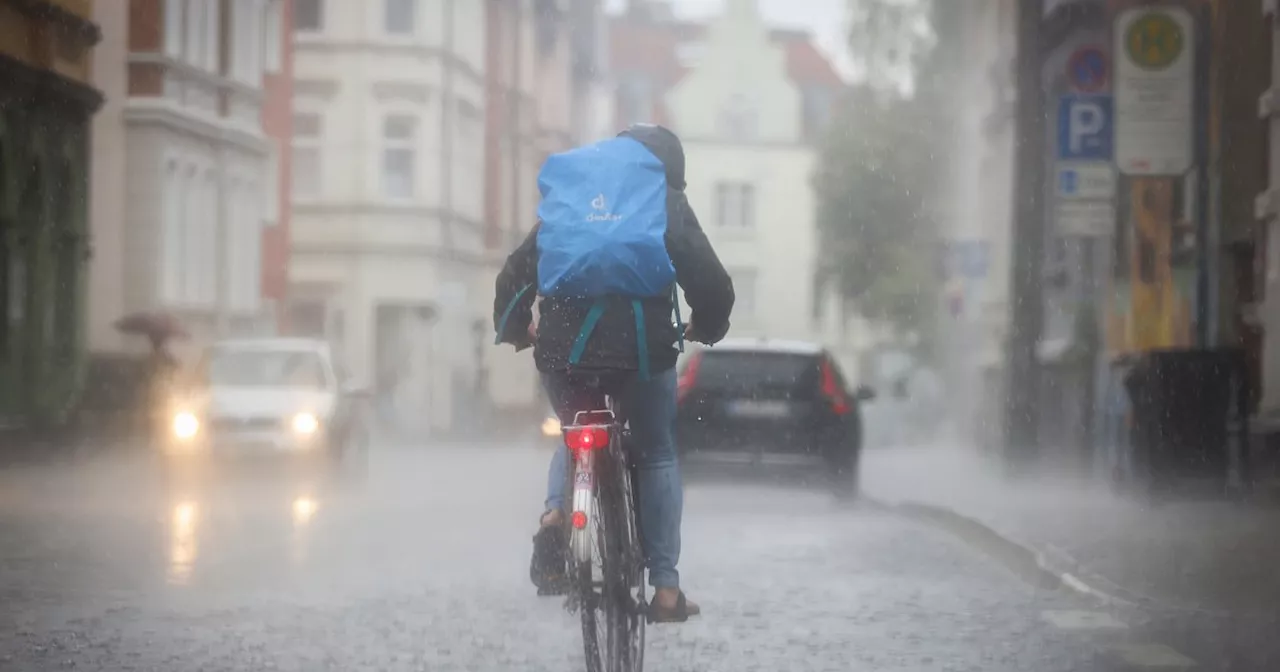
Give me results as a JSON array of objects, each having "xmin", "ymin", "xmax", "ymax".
[{"xmin": 542, "ymin": 368, "xmax": 684, "ymax": 589}]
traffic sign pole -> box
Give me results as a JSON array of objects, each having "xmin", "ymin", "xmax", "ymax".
[{"xmin": 1004, "ymin": 0, "xmax": 1046, "ymax": 469}]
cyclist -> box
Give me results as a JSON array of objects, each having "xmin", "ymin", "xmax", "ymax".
[{"xmin": 493, "ymin": 124, "xmax": 734, "ymax": 623}]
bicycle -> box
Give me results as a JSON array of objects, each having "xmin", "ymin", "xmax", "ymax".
[{"xmin": 560, "ymin": 395, "xmax": 647, "ymax": 672}]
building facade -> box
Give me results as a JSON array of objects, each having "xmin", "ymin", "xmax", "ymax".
[
  {"xmin": 608, "ymin": 0, "xmax": 858, "ymax": 368},
  {"xmin": 932, "ymin": 0, "xmax": 1018, "ymax": 448},
  {"xmin": 125, "ymin": 0, "xmax": 279, "ymax": 343},
  {"xmin": 0, "ymin": 0, "xmax": 103, "ymax": 425},
  {"xmin": 288, "ymin": 0, "xmax": 587, "ymax": 435},
  {"xmin": 84, "ymin": 0, "xmax": 282, "ymax": 369}
]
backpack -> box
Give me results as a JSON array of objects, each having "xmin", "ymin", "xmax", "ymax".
[{"xmin": 496, "ymin": 136, "xmax": 683, "ymax": 377}]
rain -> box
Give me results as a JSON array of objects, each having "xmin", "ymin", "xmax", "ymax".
[{"xmin": 1, "ymin": 0, "xmax": 1278, "ymax": 670}]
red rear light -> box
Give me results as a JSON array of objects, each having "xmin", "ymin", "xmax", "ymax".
[
  {"xmin": 820, "ymin": 360, "xmax": 851, "ymax": 415},
  {"xmin": 677, "ymin": 351, "xmax": 703, "ymax": 403},
  {"xmin": 571, "ymin": 511, "xmax": 588, "ymax": 529},
  {"xmin": 564, "ymin": 426, "xmax": 610, "ymax": 451}
]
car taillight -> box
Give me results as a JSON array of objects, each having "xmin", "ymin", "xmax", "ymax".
[
  {"xmin": 820, "ymin": 360, "xmax": 851, "ymax": 415},
  {"xmin": 564, "ymin": 426, "xmax": 610, "ymax": 452},
  {"xmin": 677, "ymin": 351, "xmax": 703, "ymax": 403}
]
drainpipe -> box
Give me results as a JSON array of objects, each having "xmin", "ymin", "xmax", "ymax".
[
  {"xmin": 441, "ymin": 0, "xmax": 455, "ymax": 256},
  {"xmin": 510, "ymin": 0, "xmax": 523, "ymax": 246},
  {"xmin": 483, "ymin": 1, "xmax": 503, "ymax": 250}
]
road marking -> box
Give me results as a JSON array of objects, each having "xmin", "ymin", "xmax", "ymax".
[
  {"xmin": 1111, "ymin": 643, "xmax": 1196, "ymax": 668},
  {"xmin": 1040, "ymin": 609, "xmax": 1128, "ymax": 631}
]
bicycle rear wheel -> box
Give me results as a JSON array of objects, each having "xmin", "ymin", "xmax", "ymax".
[{"xmin": 576, "ymin": 436, "xmax": 646, "ymax": 672}]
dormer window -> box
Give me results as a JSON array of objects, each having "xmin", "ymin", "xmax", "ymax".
[{"xmin": 720, "ymin": 94, "xmax": 757, "ymax": 141}]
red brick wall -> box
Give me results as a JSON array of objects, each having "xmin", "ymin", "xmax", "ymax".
[
  {"xmin": 261, "ymin": 0, "xmax": 293, "ymax": 331},
  {"xmin": 127, "ymin": 0, "xmax": 163, "ymax": 95}
]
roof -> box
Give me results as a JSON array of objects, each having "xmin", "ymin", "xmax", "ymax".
[
  {"xmin": 607, "ymin": 14, "xmax": 845, "ymax": 126},
  {"xmin": 703, "ymin": 338, "xmax": 826, "ymax": 355}
]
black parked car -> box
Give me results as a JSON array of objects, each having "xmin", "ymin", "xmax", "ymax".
[{"xmin": 674, "ymin": 338, "xmax": 874, "ymax": 493}]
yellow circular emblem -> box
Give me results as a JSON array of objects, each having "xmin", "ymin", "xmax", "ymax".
[{"xmin": 1125, "ymin": 11, "xmax": 1184, "ymax": 71}]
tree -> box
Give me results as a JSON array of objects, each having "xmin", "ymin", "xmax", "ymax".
[
  {"xmin": 813, "ymin": 92, "xmax": 940, "ymax": 350},
  {"xmin": 813, "ymin": 0, "xmax": 957, "ymax": 357}
]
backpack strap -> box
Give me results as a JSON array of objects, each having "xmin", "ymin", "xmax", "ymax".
[
  {"xmin": 671, "ymin": 285, "xmax": 684, "ymax": 354},
  {"xmin": 494, "ymin": 283, "xmax": 533, "ymax": 345},
  {"xmin": 632, "ymin": 299, "xmax": 650, "ymax": 381},
  {"xmin": 568, "ymin": 298, "xmax": 608, "ymax": 366}
]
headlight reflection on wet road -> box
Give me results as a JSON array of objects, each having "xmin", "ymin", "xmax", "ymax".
[
  {"xmin": 167, "ymin": 501, "xmax": 199, "ymax": 586},
  {"xmin": 292, "ymin": 496, "xmax": 318, "ymax": 526}
]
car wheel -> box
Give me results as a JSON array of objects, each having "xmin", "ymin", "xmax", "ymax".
[{"xmin": 824, "ymin": 446, "xmax": 860, "ymax": 500}]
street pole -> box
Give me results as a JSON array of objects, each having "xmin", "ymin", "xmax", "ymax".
[{"xmin": 1003, "ymin": 0, "xmax": 1046, "ymax": 471}]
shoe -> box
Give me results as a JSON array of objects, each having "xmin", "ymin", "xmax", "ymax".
[
  {"xmin": 530, "ymin": 516, "xmax": 568, "ymax": 596},
  {"xmin": 647, "ymin": 589, "xmax": 700, "ymax": 623}
]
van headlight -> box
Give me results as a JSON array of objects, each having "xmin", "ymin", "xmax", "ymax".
[
  {"xmin": 172, "ymin": 412, "xmax": 200, "ymax": 440},
  {"xmin": 292, "ymin": 412, "xmax": 320, "ymax": 435}
]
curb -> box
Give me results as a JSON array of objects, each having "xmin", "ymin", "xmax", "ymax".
[{"xmin": 873, "ymin": 498, "xmax": 1238, "ymax": 616}]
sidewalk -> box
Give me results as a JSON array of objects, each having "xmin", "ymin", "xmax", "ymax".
[{"xmin": 862, "ymin": 444, "xmax": 1280, "ymax": 614}]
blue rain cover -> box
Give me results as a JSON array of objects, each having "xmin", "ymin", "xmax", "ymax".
[{"xmin": 536, "ymin": 137, "xmax": 675, "ymax": 299}]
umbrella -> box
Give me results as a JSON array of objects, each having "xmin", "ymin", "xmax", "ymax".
[{"xmin": 113, "ymin": 311, "xmax": 190, "ymax": 344}]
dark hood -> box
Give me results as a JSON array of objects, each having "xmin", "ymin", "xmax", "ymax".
[{"xmin": 618, "ymin": 124, "xmax": 686, "ymax": 191}]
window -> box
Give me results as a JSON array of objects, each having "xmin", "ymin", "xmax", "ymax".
[
  {"xmin": 618, "ymin": 76, "xmax": 651, "ymax": 126},
  {"xmin": 231, "ymin": 0, "xmax": 261, "ymax": 83},
  {"xmin": 161, "ymin": 160, "xmax": 183, "ymax": 303},
  {"xmin": 385, "ymin": 0, "xmax": 417, "ymax": 35},
  {"xmin": 203, "ymin": 0, "xmax": 219, "ymax": 70},
  {"xmin": 802, "ymin": 87, "xmax": 832, "ymax": 140},
  {"xmin": 181, "ymin": 166, "xmax": 201, "ymax": 303},
  {"xmin": 264, "ymin": 0, "xmax": 283, "ymax": 72},
  {"xmin": 728, "ymin": 268, "xmax": 757, "ymax": 317},
  {"xmin": 292, "ymin": 112, "xmax": 321, "ymax": 198},
  {"xmin": 382, "ymin": 114, "xmax": 417, "ymax": 201},
  {"xmin": 714, "ymin": 182, "xmax": 755, "ymax": 231},
  {"xmin": 183, "ymin": 0, "xmax": 204, "ymax": 66},
  {"xmin": 296, "ymin": 0, "xmax": 323, "ymax": 32},
  {"xmin": 164, "ymin": 0, "xmax": 184, "ymax": 58},
  {"xmin": 721, "ymin": 94, "xmax": 757, "ymax": 141}
]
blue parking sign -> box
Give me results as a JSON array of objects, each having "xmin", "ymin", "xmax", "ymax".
[{"xmin": 1057, "ymin": 95, "xmax": 1113, "ymax": 162}]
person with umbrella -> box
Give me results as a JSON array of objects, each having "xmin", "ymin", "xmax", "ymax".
[{"xmin": 113, "ymin": 312, "xmax": 189, "ymax": 437}]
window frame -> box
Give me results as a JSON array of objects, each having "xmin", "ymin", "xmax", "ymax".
[
  {"xmin": 714, "ymin": 181, "xmax": 756, "ymax": 232},
  {"xmin": 291, "ymin": 111, "xmax": 323, "ymax": 200},
  {"xmin": 295, "ymin": 0, "xmax": 324, "ymax": 33},
  {"xmin": 381, "ymin": 113, "xmax": 418, "ymax": 202},
  {"xmin": 264, "ymin": 0, "xmax": 284, "ymax": 73},
  {"xmin": 384, "ymin": 0, "xmax": 418, "ymax": 37},
  {"xmin": 164, "ymin": 0, "xmax": 185, "ymax": 59}
]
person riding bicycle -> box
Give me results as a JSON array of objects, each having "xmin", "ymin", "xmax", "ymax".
[{"xmin": 493, "ymin": 124, "xmax": 734, "ymax": 623}]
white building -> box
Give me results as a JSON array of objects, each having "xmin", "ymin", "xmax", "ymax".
[
  {"xmin": 288, "ymin": 0, "xmax": 487, "ymax": 436},
  {"xmin": 288, "ymin": 0, "xmax": 587, "ymax": 435},
  {"xmin": 91, "ymin": 0, "xmax": 281, "ymax": 357},
  {"xmin": 614, "ymin": 0, "xmax": 864, "ymax": 373}
]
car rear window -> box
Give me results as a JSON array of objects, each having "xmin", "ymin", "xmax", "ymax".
[{"xmin": 694, "ymin": 351, "xmax": 819, "ymax": 390}]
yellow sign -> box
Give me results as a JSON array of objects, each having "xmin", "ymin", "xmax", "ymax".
[{"xmin": 1125, "ymin": 11, "xmax": 1185, "ymax": 71}]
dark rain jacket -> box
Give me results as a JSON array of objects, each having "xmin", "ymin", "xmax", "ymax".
[{"xmin": 493, "ymin": 125, "xmax": 735, "ymax": 374}]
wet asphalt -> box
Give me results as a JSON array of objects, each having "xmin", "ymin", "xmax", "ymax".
[{"xmin": 0, "ymin": 441, "xmax": 1231, "ymax": 671}]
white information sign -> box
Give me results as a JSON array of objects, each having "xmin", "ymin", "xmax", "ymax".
[
  {"xmin": 1056, "ymin": 201, "xmax": 1116, "ymax": 237},
  {"xmin": 1114, "ymin": 6, "xmax": 1195, "ymax": 176},
  {"xmin": 1056, "ymin": 163, "xmax": 1117, "ymax": 201}
]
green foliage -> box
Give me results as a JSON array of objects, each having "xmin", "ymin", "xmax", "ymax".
[
  {"xmin": 812, "ymin": 0, "xmax": 956, "ymax": 357},
  {"xmin": 813, "ymin": 90, "xmax": 943, "ymax": 353}
]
